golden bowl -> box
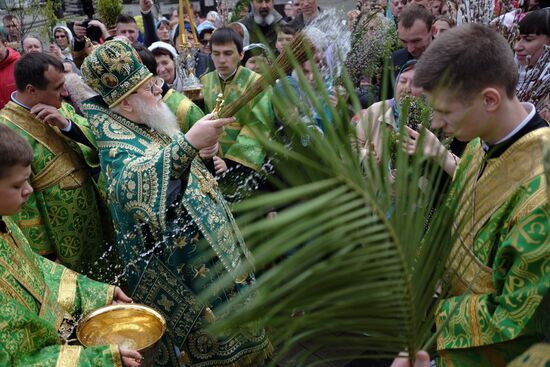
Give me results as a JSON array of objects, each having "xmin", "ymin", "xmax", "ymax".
[{"xmin": 77, "ymin": 304, "xmax": 166, "ymax": 360}]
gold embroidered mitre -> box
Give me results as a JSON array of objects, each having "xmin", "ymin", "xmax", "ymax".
[{"xmin": 81, "ymin": 39, "xmax": 152, "ymax": 108}]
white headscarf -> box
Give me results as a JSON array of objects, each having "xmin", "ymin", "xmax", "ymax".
[
  {"xmin": 52, "ymin": 25, "xmax": 74, "ymax": 60},
  {"xmin": 234, "ymin": 22, "xmax": 250, "ymax": 47}
]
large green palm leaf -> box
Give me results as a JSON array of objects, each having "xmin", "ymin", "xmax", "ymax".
[{"xmin": 201, "ymin": 56, "xmax": 465, "ymax": 365}]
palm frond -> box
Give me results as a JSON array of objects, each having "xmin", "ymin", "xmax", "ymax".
[
  {"xmin": 197, "ymin": 15, "xmax": 477, "ymax": 365},
  {"xmin": 197, "ymin": 66, "xmax": 471, "ymax": 366}
]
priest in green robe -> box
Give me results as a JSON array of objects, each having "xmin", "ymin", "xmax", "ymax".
[
  {"xmin": 81, "ymin": 39, "xmax": 271, "ymax": 367},
  {"xmin": 0, "ymin": 123, "xmax": 142, "ymax": 366},
  {"xmin": 201, "ymin": 27, "xmax": 274, "ymax": 200},
  {"xmin": 413, "ymin": 24, "xmax": 550, "ymax": 366},
  {"xmin": 0, "ymin": 53, "xmax": 113, "ymax": 278}
]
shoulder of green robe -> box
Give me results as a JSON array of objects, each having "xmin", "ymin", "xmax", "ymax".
[
  {"xmin": 82, "ymin": 96, "xmax": 162, "ymax": 156},
  {"xmin": 163, "ymin": 89, "xmax": 204, "ymax": 133}
]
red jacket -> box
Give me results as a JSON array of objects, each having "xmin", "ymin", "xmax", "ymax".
[{"xmin": 0, "ymin": 48, "xmax": 20, "ymax": 109}]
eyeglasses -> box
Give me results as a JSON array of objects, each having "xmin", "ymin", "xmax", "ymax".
[
  {"xmin": 55, "ymin": 34, "xmax": 66, "ymax": 38},
  {"xmin": 137, "ymin": 77, "xmax": 164, "ymax": 94},
  {"xmin": 200, "ymin": 39, "xmax": 210, "ymax": 46}
]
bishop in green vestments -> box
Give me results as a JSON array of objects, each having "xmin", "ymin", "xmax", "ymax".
[{"xmin": 81, "ymin": 39, "xmax": 271, "ymax": 367}]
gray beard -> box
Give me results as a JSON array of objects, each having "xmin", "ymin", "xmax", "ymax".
[
  {"xmin": 135, "ymin": 101, "xmax": 181, "ymax": 138},
  {"xmin": 254, "ymin": 12, "xmax": 275, "ymax": 26}
]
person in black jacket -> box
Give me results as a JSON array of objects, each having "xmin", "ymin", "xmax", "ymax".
[{"xmin": 385, "ymin": 5, "xmax": 433, "ymax": 99}]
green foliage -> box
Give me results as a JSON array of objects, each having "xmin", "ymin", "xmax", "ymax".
[
  {"xmin": 43, "ymin": 0, "xmax": 61, "ymax": 42},
  {"xmin": 96, "ymin": 0, "xmax": 122, "ymax": 28},
  {"xmin": 230, "ymin": 0, "xmax": 249, "ymax": 22},
  {"xmin": 345, "ymin": 13, "xmax": 399, "ymax": 87},
  {"xmin": 200, "ymin": 52, "xmax": 467, "ymax": 365}
]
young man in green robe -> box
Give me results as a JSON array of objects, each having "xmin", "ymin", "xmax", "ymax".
[
  {"xmin": 0, "ymin": 53, "xmax": 113, "ymax": 278},
  {"xmin": 201, "ymin": 27, "xmax": 274, "ymax": 200},
  {"xmin": 412, "ymin": 24, "xmax": 550, "ymax": 366},
  {"xmin": 81, "ymin": 39, "xmax": 271, "ymax": 367},
  {"xmin": 0, "ymin": 123, "xmax": 143, "ymax": 366}
]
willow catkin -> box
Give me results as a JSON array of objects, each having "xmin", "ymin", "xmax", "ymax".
[{"xmin": 516, "ymin": 46, "xmax": 550, "ymax": 110}]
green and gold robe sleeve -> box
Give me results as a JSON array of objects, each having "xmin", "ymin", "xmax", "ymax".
[
  {"xmin": 436, "ymin": 130, "xmax": 550, "ymax": 366},
  {"xmin": 35, "ymin": 253, "xmax": 115, "ymax": 316},
  {"xmin": 163, "ymin": 88, "xmax": 205, "ymax": 133},
  {"xmin": 83, "ymin": 96, "xmax": 198, "ymax": 231},
  {"xmin": 201, "ymin": 67, "xmax": 274, "ymax": 171},
  {"xmin": 0, "ymin": 102, "xmax": 112, "ymax": 274},
  {"xmin": 0, "ymin": 217, "xmax": 120, "ymax": 366},
  {"xmin": 59, "ymin": 101, "xmax": 101, "ymax": 170}
]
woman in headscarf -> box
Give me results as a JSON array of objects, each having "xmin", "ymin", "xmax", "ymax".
[{"xmin": 52, "ymin": 25, "xmax": 74, "ymax": 60}]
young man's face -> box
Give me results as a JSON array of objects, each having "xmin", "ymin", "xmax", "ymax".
[
  {"xmin": 211, "ymin": 42, "xmax": 243, "ymax": 78},
  {"xmin": 54, "ymin": 29, "xmax": 68, "ymax": 49},
  {"xmin": 426, "ymin": 90, "xmax": 484, "ymax": 141},
  {"xmin": 116, "ymin": 22, "xmax": 138, "ymax": 43},
  {"xmin": 398, "ymin": 19, "xmax": 433, "ymax": 58},
  {"xmin": 31, "ymin": 65, "xmax": 69, "ymax": 109},
  {"xmin": 0, "ymin": 165, "xmax": 33, "ymax": 216}
]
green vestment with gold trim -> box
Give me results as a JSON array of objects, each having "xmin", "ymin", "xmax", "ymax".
[
  {"xmin": 0, "ymin": 102, "xmax": 113, "ymax": 277},
  {"xmin": 58, "ymin": 102, "xmax": 101, "ymax": 171},
  {"xmin": 82, "ymin": 96, "xmax": 271, "ymax": 367},
  {"xmin": 162, "ymin": 88, "xmax": 205, "ymax": 133},
  {"xmin": 0, "ymin": 216, "xmax": 121, "ymax": 366},
  {"xmin": 436, "ymin": 128, "xmax": 550, "ymax": 366},
  {"xmin": 201, "ymin": 66, "xmax": 274, "ymax": 171}
]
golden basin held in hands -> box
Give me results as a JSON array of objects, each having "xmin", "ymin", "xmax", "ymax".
[{"xmin": 77, "ymin": 304, "xmax": 166, "ymax": 364}]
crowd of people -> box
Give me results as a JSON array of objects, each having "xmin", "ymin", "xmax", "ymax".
[{"xmin": 0, "ymin": 0, "xmax": 549, "ymax": 366}]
